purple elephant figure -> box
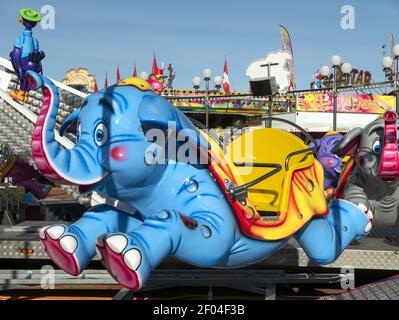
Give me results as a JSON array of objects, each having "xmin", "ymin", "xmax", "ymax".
[
  {"xmin": 0, "ymin": 144, "xmax": 51, "ymax": 199},
  {"xmin": 309, "ymin": 132, "xmax": 344, "ymax": 190}
]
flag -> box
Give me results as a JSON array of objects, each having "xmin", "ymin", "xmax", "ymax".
[
  {"xmin": 116, "ymin": 66, "xmax": 121, "ymax": 82},
  {"xmin": 104, "ymin": 71, "xmax": 108, "ymax": 88},
  {"xmin": 279, "ymin": 25, "xmax": 296, "ymax": 91},
  {"xmin": 93, "ymin": 79, "xmax": 98, "ymax": 93},
  {"xmin": 152, "ymin": 54, "xmax": 158, "ymax": 75},
  {"xmin": 223, "ymin": 58, "xmax": 230, "ymax": 93},
  {"xmin": 133, "ymin": 60, "xmax": 137, "ymax": 77}
]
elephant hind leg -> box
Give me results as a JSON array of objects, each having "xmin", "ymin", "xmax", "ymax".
[{"xmin": 295, "ymin": 199, "xmax": 371, "ymax": 264}]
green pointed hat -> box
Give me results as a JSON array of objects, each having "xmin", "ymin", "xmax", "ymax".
[{"xmin": 19, "ymin": 8, "xmax": 42, "ymax": 22}]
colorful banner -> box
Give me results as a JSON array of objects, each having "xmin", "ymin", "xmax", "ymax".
[
  {"xmin": 172, "ymin": 99, "xmax": 271, "ymax": 114},
  {"xmin": 297, "ymin": 93, "xmax": 395, "ymax": 113},
  {"xmin": 172, "ymin": 96, "xmax": 294, "ymax": 114},
  {"xmin": 279, "ymin": 25, "xmax": 295, "ymax": 90}
]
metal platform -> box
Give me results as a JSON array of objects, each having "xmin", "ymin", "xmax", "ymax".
[
  {"xmin": 1, "ymin": 221, "xmax": 398, "ymax": 271},
  {"xmin": 0, "ymin": 268, "xmax": 346, "ymax": 300},
  {"xmin": 322, "ymin": 274, "xmax": 399, "ymax": 300}
]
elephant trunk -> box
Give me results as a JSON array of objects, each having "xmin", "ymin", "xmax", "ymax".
[
  {"xmin": 378, "ymin": 111, "xmax": 399, "ymax": 181},
  {"xmin": 28, "ymin": 71, "xmax": 107, "ymax": 186}
]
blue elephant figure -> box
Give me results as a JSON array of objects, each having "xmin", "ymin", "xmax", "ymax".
[{"xmin": 27, "ymin": 71, "xmax": 372, "ymax": 290}]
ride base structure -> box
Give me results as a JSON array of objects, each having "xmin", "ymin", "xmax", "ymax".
[
  {"xmin": 0, "ymin": 55, "xmax": 399, "ymax": 299},
  {"xmin": 1, "ymin": 6, "xmax": 399, "ymax": 298}
]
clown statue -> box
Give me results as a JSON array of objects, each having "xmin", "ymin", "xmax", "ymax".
[{"xmin": 9, "ymin": 8, "xmax": 45, "ymax": 103}]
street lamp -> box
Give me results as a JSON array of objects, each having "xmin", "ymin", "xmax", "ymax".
[
  {"xmin": 331, "ymin": 55, "xmax": 342, "ymax": 67},
  {"xmin": 203, "ymin": 68, "xmax": 212, "ymax": 128},
  {"xmin": 213, "ymin": 75, "xmax": 223, "ymax": 92},
  {"xmin": 393, "ymin": 44, "xmax": 399, "ymax": 114},
  {"xmin": 331, "ymin": 55, "xmax": 342, "ymax": 131},
  {"xmin": 381, "ymin": 56, "xmax": 393, "ymax": 79},
  {"xmin": 139, "ymin": 72, "xmax": 148, "ymax": 80},
  {"xmin": 320, "ymin": 65, "xmax": 330, "ymax": 79},
  {"xmin": 341, "ymin": 62, "xmax": 352, "ymax": 84},
  {"xmin": 192, "ymin": 76, "xmax": 201, "ymax": 92}
]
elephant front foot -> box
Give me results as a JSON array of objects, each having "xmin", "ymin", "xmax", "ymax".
[
  {"xmin": 40, "ymin": 225, "xmax": 83, "ymax": 276},
  {"xmin": 96, "ymin": 234, "xmax": 149, "ymax": 290}
]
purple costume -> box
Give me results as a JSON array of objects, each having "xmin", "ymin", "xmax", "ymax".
[{"xmin": 309, "ymin": 133, "xmax": 344, "ymax": 189}]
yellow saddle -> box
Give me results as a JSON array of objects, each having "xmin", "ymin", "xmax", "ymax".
[{"xmin": 204, "ymin": 128, "xmax": 328, "ymax": 241}]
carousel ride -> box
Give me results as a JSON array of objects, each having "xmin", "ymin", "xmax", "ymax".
[{"xmin": 0, "ymin": 7, "xmax": 399, "ymax": 299}]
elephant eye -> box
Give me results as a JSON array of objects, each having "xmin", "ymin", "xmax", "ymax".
[
  {"xmin": 94, "ymin": 122, "xmax": 109, "ymax": 146},
  {"xmin": 372, "ymin": 140, "xmax": 381, "ymax": 153}
]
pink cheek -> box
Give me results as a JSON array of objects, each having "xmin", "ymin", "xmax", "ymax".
[{"xmin": 111, "ymin": 145, "xmax": 128, "ymax": 161}]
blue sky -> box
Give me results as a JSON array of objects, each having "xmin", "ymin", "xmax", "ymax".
[{"xmin": 1, "ymin": 0, "xmax": 398, "ymax": 91}]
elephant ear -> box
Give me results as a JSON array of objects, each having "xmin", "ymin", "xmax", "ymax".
[
  {"xmin": 331, "ymin": 127, "xmax": 362, "ymax": 157},
  {"xmin": 59, "ymin": 108, "xmax": 80, "ymax": 137},
  {"xmin": 138, "ymin": 94, "xmax": 209, "ymax": 151}
]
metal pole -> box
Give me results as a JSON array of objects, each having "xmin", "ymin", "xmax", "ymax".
[
  {"xmin": 267, "ymin": 95, "xmax": 273, "ymax": 128},
  {"xmin": 333, "ymin": 67, "xmax": 337, "ymax": 131},
  {"xmin": 205, "ymin": 79, "xmax": 210, "ymax": 128},
  {"xmin": 396, "ymin": 57, "xmax": 399, "ymax": 115}
]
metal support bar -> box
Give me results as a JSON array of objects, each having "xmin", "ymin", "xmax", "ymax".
[
  {"xmin": 112, "ymin": 288, "xmax": 136, "ymax": 300},
  {"xmin": 205, "ymin": 79, "xmax": 210, "ymax": 128},
  {"xmin": 265, "ymin": 284, "xmax": 276, "ymax": 300}
]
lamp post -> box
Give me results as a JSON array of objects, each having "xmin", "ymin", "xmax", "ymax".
[
  {"xmin": 381, "ymin": 56, "xmax": 393, "ymax": 80},
  {"xmin": 382, "ymin": 46, "xmax": 399, "ymax": 114},
  {"xmin": 393, "ymin": 45, "xmax": 399, "ymax": 114},
  {"xmin": 331, "ymin": 55, "xmax": 342, "ymax": 131},
  {"xmin": 213, "ymin": 75, "xmax": 223, "ymax": 92},
  {"xmin": 192, "ymin": 76, "xmax": 201, "ymax": 92},
  {"xmin": 319, "ymin": 65, "xmax": 330, "ymax": 83},
  {"xmin": 203, "ymin": 68, "xmax": 212, "ymax": 128},
  {"xmin": 341, "ymin": 62, "xmax": 353, "ymax": 85}
]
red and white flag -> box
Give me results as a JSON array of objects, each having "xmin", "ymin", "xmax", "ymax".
[
  {"xmin": 93, "ymin": 79, "xmax": 99, "ymax": 93},
  {"xmin": 116, "ymin": 66, "xmax": 121, "ymax": 82},
  {"xmin": 223, "ymin": 58, "xmax": 230, "ymax": 93},
  {"xmin": 133, "ymin": 59, "xmax": 137, "ymax": 77},
  {"xmin": 104, "ymin": 71, "xmax": 108, "ymax": 88}
]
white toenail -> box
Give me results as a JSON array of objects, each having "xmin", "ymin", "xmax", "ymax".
[
  {"xmin": 357, "ymin": 203, "xmax": 368, "ymax": 212},
  {"xmin": 60, "ymin": 236, "xmax": 78, "ymax": 254},
  {"xmin": 47, "ymin": 225, "xmax": 65, "ymax": 240},
  {"xmin": 39, "ymin": 227, "xmax": 47, "ymax": 240},
  {"xmin": 106, "ymin": 235, "xmax": 128, "ymax": 254},
  {"xmin": 124, "ymin": 249, "xmax": 141, "ymax": 271}
]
